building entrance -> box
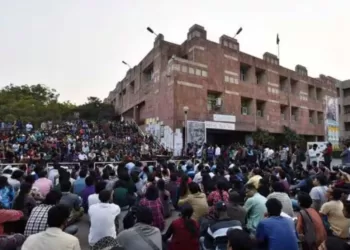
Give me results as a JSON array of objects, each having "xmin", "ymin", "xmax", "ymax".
[{"xmin": 206, "ymin": 129, "xmax": 248, "ymax": 146}]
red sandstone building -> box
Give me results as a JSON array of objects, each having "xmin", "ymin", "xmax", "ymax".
[{"xmin": 105, "ymin": 24, "xmax": 338, "ymax": 154}]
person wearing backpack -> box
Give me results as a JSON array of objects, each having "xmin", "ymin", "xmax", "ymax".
[{"xmin": 296, "ymin": 192, "xmax": 327, "ymax": 250}]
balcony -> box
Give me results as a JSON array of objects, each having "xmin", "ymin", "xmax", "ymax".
[
  {"xmin": 344, "ymin": 114, "xmax": 350, "ymax": 123},
  {"xmin": 344, "ymin": 96, "xmax": 350, "ymax": 106}
]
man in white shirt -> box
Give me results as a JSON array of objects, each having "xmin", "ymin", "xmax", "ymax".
[
  {"xmin": 22, "ymin": 204, "xmax": 81, "ymax": 250},
  {"xmin": 215, "ymin": 145, "xmax": 221, "ymax": 159},
  {"xmin": 26, "ymin": 122, "xmax": 33, "ymax": 132},
  {"xmin": 308, "ymin": 144, "xmax": 319, "ymax": 164},
  {"xmin": 88, "ymin": 181, "xmax": 106, "ymax": 208},
  {"xmin": 88, "ymin": 190, "xmax": 121, "ymax": 246},
  {"xmin": 78, "ymin": 152, "xmax": 88, "ymax": 161}
]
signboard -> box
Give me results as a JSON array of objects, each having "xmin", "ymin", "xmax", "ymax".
[{"xmin": 325, "ymin": 96, "xmax": 339, "ymax": 150}]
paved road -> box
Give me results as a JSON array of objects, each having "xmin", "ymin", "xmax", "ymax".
[{"xmin": 76, "ymin": 159, "xmax": 343, "ymax": 249}]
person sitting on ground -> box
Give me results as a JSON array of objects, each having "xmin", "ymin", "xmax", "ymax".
[
  {"xmin": 33, "ymin": 170, "xmax": 53, "ymax": 197},
  {"xmin": 7, "ymin": 170, "xmax": 24, "ymax": 192},
  {"xmin": 59, "ymin": 181, "xmax": 84, "ymax": 225},
  {"xmin": 267, "ymin": 182, "xmax": 294, "ymax": 217},
  {"xmin": 0, "ymin": 176, "xmax": 15, "ymax": 209},
  {"xmin": 0, "ymin": 232, "xmax": 25, "ymax": 250},
  {"xmin": 202, "ymin": 201, "xmax": 242, "ymax": 250},
  {"xmin": 21, "ymin": 204, "xmax": 81, "ymax": 250},
  {"xmin": 166, "ymin": 173, "xmax": 179, "ymax": 209},
  {"xmin": 227, "ymin": 229, "xmax": 254, "ymax": 250},
  {"xmin": 88, "ymin": 190, "xmax": 121, "ymax": 247},
  {"xmin": 207, "ymin": 180, "xmax": 229, "ymax": 213},
  {"xmin": 296, "ymin": 192, "xmax": 327, "ymax": 250},
  {"xmin": 256, "ymin": 198, "xmax": 299, "ymax": 250},
  {"xmin": 73, "ymin": 169, "xmax": 87, "ymax": 196},
  {"xmin": 157, "ymin": 179, "xmax": 171, "ymax": 218},
  {"xmin": 88, "ymin": 181, "xmax": 106, "ymax": 208},
  {"xmin": 0, "ymin": 201, "xmax": 23, "ymax": 237},
  {"xmin": 319, "ymin": 187, "xmax": 350, "ymax": 239},
  {"xmin": 116, "ymin": 206, "xmax": 162, "ymax": 250},
  {"xmin": 178, "ymin": 182, "xmax": 209, "ymax": 221},
  {"xmin": 81, "ymin": 176, "xmax": 95, "ymax": 212},
  {"xmin": 24, "ymin": 175, "xmax": 44, "ymax": 203},
  {"xmin": 244, "ymin": 183, "xmax": 267, "ymax": 234},
  {"xmin": 139, "ymin": 184, "xmax": 165, "ymax": 231},
  {"xmin": 310, "ymin": 175, "xmax": 328, "ymax": 211},
  {"xmin": 226, "ymin": 191, "xmax": 247, "ymax": 226},
  {"xmin": 163, "ymin": 203, "xmax": 200, "ymax": 250}
]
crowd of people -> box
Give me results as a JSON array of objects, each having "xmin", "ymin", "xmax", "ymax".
[{"xmin": 1, "ymin": 120, "xmax": 350, "ymax": 249}]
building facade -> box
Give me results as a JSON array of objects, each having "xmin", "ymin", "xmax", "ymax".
[
  {"xmin": 337, "ymin": 80, "xmax": 350, "ymax": 141},
  {"xmin": 106, "ymin": 24, "xmax": 340, "ymax": 154}
]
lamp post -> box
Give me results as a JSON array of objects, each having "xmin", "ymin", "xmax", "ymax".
[
  {"xmin": 234, "ymin": 27, "xmax": 243, "ymax": 38},
  {"xmin": 122, "ymin": 61, "xmax": 131, "ymax": 69},
  {"xmin": 183, "ymin": 106, "xmax": 189, "ymax": 153},
  {"xmin": 147, "ymin": 27, "xmax": 158, "ymax": 36}
]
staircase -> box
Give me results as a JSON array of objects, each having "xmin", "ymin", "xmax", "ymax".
[{"xmin": 130, "ymin": 120, "xmax": 162, "ymax": 153}]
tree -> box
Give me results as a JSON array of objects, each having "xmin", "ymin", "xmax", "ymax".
[
  {"xmin": 74, "ymin": 96, "xmax": 115, "ymax": 121},
  {"xmin": 252, "ymin": 127, "xmax": 275, "ymax": 146},
  {"xmin": 0, "ymin": 83, "xmax": 76, "ymax": 125}
]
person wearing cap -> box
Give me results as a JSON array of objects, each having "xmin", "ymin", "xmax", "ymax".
[
  {"xmin": 256, "ymin": 198, "xmax": 298, "ymax": 250},
  {"xmin": 201, "ymin": 201, "xmax": 242, "ymax": 250},
  {"xmin": 116, "ymin": 206, "xmax": 162, "ymax": 250}
]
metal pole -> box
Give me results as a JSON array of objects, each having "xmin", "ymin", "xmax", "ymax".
[{"xmin": 184, "ymin": 113, "xmax": 188, "ymax": 154}]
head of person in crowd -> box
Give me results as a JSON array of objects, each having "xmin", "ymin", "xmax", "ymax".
[
  {"xmin": 229, "ymin": 191, "xmax": 241, "ymax": 206},
  {"xmin": 326, "ymin": 187, "xmax": 342, "ymax": 201},
  {"xmin": 135, "ymin": 206, "xmax": 153, "ymax": 225},
  {"xmin": 37, "ymin": 170, "xmax": 48, "ymax": 179},
  {"xmin": 145, "ymin": 184, "xmax": 159, "ymax": 201},
  {"xmin": 227, "ymin": 229, "xmax": 254, "ymax": 250},
  {"xmin": 180, "ymin": 203, "xmax": 197, "ymax": 236},
  {"xmin": 157, "ymin": 179, "xmax": 166, "ymax": 192},
  {"xmin": 179, "ymin": 174, "xmax": 189, "ymax": 197},
  {"xmin": 265, "ymin": 198, "xmax": 282, "ymax": 217},
  {"xmin": 85, "ymin": 176, "xmax": 94, "ymax": 187},
  {"xmin": 43, "ymin": 190, "xmax": 62, "ymax": 205},
  {"xmin": 47, "ymin": 204, "xmax": 71, "ymax": 229},
  {"xmin": 11, "ymin": 170, "xmax": 24, "ymax": 181},
  {"xmin": 313, "ymin": 175, "xmax": 327, "ymax": 187},
  {"xmin": 24, "ymin": 174, "xmax": 36, "ymax": 185},
  {"xmin": 245, "ymin": 183, "xmax": 257, "ymax": 198},
  {"xmin": 297, "ymin": 192, "xmax": 313, "ymax": 209},
  {"xmin": 99, "ymin": 190, "xmax": 111, "ymax": 203},
  {"xmin": 60, "ymin": 181, "xmax": 72, "ymax": 193},
  {"xmin": 214, "ymin": 201, "xmax": 229, "ymax": 219},
  {"xmin": 188, "ymin": 182, "xmax": 201, "ymax": 195},
  {"xmin": 95, "ymin": 181, "xmax": 106, "ymax": 194},
  {"xmin": 79, "ymin": 169, "xmax": 88, "ymax": 179},
  {"xmin": 271, "ymin": 181, "xmax": 286, "ymax": 193}
]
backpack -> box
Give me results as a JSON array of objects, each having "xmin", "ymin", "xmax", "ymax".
[{"xmin": 300, "ymin": 209, "xmax": 317, "ymax": 250}]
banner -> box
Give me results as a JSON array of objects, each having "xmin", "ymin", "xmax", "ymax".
[
  {"xmin": 187, "ymin": 121, "xmax": 205, "ymax": 147},
  {"xmin": 325, "ymin": 96, "xmax": 339, "ymax": 150}
]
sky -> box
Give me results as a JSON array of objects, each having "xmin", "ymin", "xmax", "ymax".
[{"xmin": 0, "ymin": 0, "xmax": 349, "ymax": 104}]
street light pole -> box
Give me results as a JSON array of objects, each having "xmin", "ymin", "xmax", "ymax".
[
  {"xmin": 147, "ymin": 27, "xmax": 158, "ymax": 36},
  {"xmin": 234, "ymin": 27, "xmax": 243, "ymax": 38},
  {"xmin": 183, "ymin": 106, "xmax": 189, "ymax": 154},
  {"xmin": 122, "ymin": 61, "xmax": 131, "ymax": 69}
]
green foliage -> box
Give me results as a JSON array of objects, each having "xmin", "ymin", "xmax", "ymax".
[
  {"xmin": 0, "ymin": 84, "xmax": 76, "ymax": 125},
  {"xmin": 252, "ymin": 128, "xmax": 275, "ymax": 146},
  {"xmin": 0, "ymin": 84, "xmax": 115, "ymax": 124}
]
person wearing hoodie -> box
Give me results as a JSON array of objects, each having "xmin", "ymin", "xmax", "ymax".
[
  {"xmin": 178, "ymin": 182, "xmax": 209, "ymax": 221},
  {"xmin": 116, "ymin": 206, "xmax": 162, "ymax": 250}
]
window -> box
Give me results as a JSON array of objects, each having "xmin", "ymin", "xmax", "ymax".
[
  {"xmin": 344, "ymin": 88, "xmax": 350, "ymax": 98},
  {"xmin": 130, "ymin": 81, "xmax": 135, "ymax": 93},
  {"xmin": 202, "ymin": 70, "xmax": 208, "ymax": 77},
  {"xmin": 256, "ymin": 68, "xmax": 265, "ymax": 85},
  {"xmin": 337, "ymin": 88, "xmax": 340, "ymax": 97},
  {"xmin": 223, "ymin": 41, "xmax": 228, "ymax": 47},
  {"xmin": 317, "ymin": 112, "xmax": 323, "ymax": 124},
  {"xmin": 207, "ymin": 92, "xmax": 221, "ymax": 111},
  {"xmin": 309, "ymin": 110, "xmax": 315, "ymax": 124},
  {"xmin": 345, "ymin": 122, "xmax": 350, "ymax": 131},
  {"xmin": 316, "ymin": 88, "xmax": 322, "ymax": 101},
  {"xmin": 291, "ymin": 79, "xmax": 298, "ymax": 94},
  {"xmin": 241, "ymin": 97, "xmax": 252, "ymax": 115},
  {"xmin": 344, "ymin": 105, "xmax": 350, "ymax": 114},
  {"xmin": 280, "ymin": 105, "xmax": 288, "ymax": 120},
  {"xmin": 279, "ymin": 75, "xmax": 288, "ymax": 92},
  {"xmin": 308, "ymin": 85, "xmax": 315, "ymax": 99},
  {"xmin": 189, "ymin": 67, "xmax": 195, "ymax": 74},
  {"xmin": 181, "ymin": 65, "xmax": 188, "ymax": 73},
  {"xmin": 143, "ymin": 63, "xmax": 154, "ymax": 82},
  {"xmin": 291, "ymin": 107, "xmax": 298, "ymax": 121},
  {"xmin": 224, "ymin": 75, "xmax": 229, "ymax": 83},
  {"xmin": 195, "ymin": 69, "xmax": 201, "ymax": 76},
  {"xmin": 256, "ymin": 100, "xmax": 266, "ymax": 117}
]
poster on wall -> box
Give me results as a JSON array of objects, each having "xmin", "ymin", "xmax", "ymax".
[
  {"xmin": 325, "ymin": 96, "xmax": 339, "ymax": 150},
  {"xmin": 187, "ymin": 121, "xmax": 205, "ymax": 147}
]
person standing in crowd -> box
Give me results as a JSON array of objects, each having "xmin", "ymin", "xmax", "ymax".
[
  {"xmin": 244, "ymin": 183, "xmax": 267, "ymax": 234},
  {"xmin": 310, "ymin": 175, "xmax": 328, "ymax": 211},
  {"xmin": 296, "ymin": 192, "xmax": 327, "ymax": 250},
  {"xmin": 21, "ymin": 204, "xmax": 81, "ymax": 250},
  {"xmin": 214, "ymin": 144, "xmax": 221, "ymax": 161},
  {"xmin": 163, "ymin": 203, "xmax": 200, "ymax": 250},
  {"xmin": 178, "ymin": 182, "xmax": 209, "ymax": 221},
  {"xmin": 88, "ymin": 181, "xmax": 106, "ymax": 208},
  {"xmin": 0, "ymin": 176, "xmax": 15, "ymax": 209},
  {"xmin": 226, "ymin": 191, "xmax": 246, "ymax": 225},
  {"xmin": 139, "ymin": 184, "xmax": 165, "ymax": 231},
  {"xmin": 117, "ymin": 206, "xmax": 162, "ymax": 250},
  {"xmin": 73, "ymin": 169, "xmax": 88, "ymax": 195},
  {"xmin": 320, "ymin": 187, "xmax": 350, "ymax": 239},
  {"xmin": 33, "ymin": 170, "xmax": 53, "ymax": 197},
  {"xmin": 202, "ymin": 201, "xmax": 242, "ymax": 250},
  {"xmin": 267, "ymin": 182, "xmax": 294, "ymax": 217},
  {"xmin": 226, "ymin": 229, "xmax": 254, "ymax": 250},
  {"xmin": 323, "ymin": 142, "xmax": 333, "ymax": 169},
  {"xmin": 81, "ymin": 176, "xmax": 95, "ymax": 212},
  {"xmin": 256, "ymin": 198, "xmax": 299, "ymax": 250},
  {"xmin": 88, "ymin": 190, "xmax": 121, "ymax": 247}
]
